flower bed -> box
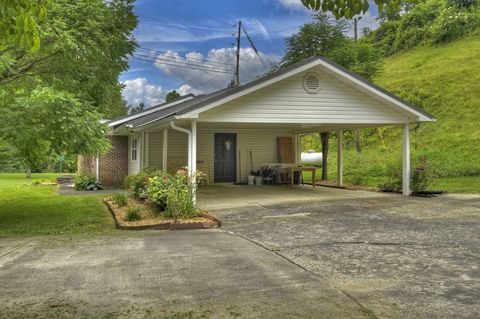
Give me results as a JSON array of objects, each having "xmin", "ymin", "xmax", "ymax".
[
  {"xmin": 105, "ymin": 168, "xmax": 219, "ymax": 230},
  {"xmin": 104, "ymin": 197, "xmax": 220, "ymax": 230}
]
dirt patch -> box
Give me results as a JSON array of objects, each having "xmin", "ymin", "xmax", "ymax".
[{"xmin": 104, "ymin": 197, "xmax": 221, "ymax": 230}]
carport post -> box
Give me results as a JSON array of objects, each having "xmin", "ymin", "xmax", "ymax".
[
  {"xmin": 191, "ymin": 120, "xmax": 197, "ymax": 204},
  {"xmin": 162, "ymin": 128, "xmax": 168, "ymax": 172},
  {"xmin": 336, "ymin": 130, "xmax": 343, "ymax": 187},
  {"xmin": 402, "ymin": 124, "xmax": 411, "ymax": 196}
]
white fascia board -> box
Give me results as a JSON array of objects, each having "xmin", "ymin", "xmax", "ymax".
[
  {"xmin": 316, "ymin": 60, "xmax": 434, "ymax": 122},
  {"xmin": 176, "ymin": 60, "xmax": 323, "ymax": 119},
  {"xmin": 107, "ymin": 95, "xmax": 195, "ymax": 127}
]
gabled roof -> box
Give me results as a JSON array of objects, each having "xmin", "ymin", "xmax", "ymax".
[{"xmin": 110, "ymin": 56, "xmax": 435, "ymax": 131}]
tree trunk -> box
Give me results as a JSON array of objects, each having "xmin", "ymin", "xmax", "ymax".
[
  {"xmin": 320, "ymin": 132, "xmax": 329, "ymax": 180},
  {"xmin": 355, "ymin": 129, "xmax": 361, "ymax": 153},
  {"xmin": 26, "ymin": 167, "xmax": 32, "ymax": 179}
]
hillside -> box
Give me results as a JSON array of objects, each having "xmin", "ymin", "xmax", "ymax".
[{"xmin": 372, "ymin": 33, "xmax": 480, "ymax": 177}]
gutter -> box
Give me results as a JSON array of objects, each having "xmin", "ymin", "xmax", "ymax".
[{"xmin": 169, "ymin": 121, "xmax": 192, "ymax": 171}]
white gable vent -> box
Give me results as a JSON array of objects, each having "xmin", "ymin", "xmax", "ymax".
[{"xmin": 303, "ymin": 72, "xmax": 321, "ymax": 94}]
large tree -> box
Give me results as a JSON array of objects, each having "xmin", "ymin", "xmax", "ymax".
[
  {"xmin": 281, "ymin": 13, "xmax": 382, "ymax": 80},
  {"xmin": 301, "ymin": 0, "xmax": 402, "ymax": 19},
  {"xmin": 0, "ymin": 0, "xmax": 137, "ymax": 176}
]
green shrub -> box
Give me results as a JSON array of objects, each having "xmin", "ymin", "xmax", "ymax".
[
  {"xmin": 146, "ymin": 168, "xmax": 200, "ymax": 219},
  {"xmin": 378, "ymin": 163, "xmax": 403, "ymax": 191},
  {"xmin": 411, "ymin": 157, "xmax": 435, "ymax": 192},
  {"xmin": 124, "ymin": 207, "xmax": 141, "ymax": 221},
  {"xmin": 124, "ymin": 168, "xmax": 160, "ymax": 199},
  {"xmin": 448, "ymin": 0, "xmax": 478, "ymax": 9},
  {"xmin": 112, "ymin": 192, "xmax": 128, "ymax": 207},
  {"xmin": 430, "ymin": 7, "xmax": 479, "ymax": 43},
  {"xmin": 74, "ymin": 173, "xmax": 102, "ymax": 191},
  {"xmin": 145, "ymin": 172, "xmax": 171, "ymax": 212}
]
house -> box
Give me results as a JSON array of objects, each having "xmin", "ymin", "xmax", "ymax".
[{"xmin": 78, "ymin": 56, "xmax": 434, "ymax": 196}]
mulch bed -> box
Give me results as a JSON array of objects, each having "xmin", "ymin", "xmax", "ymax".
[{"xmin": 103, "ymin": 197, "xmax": 221, "ymax": 230}]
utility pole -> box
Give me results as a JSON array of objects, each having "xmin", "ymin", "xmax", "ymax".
[
  {"xmin": 235, "ymin": 20, "xmax": 241, "ymax": 87},
  {"xmin": 354, "ymin": 16, "xmax": 362, "ymax": 153}
]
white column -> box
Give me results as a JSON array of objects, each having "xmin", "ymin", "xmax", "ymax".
[
  {"xmin": 162, "ymin": 128, "xmax": 168, "ymax": 172},
  {"xmin": 95, "ymin": 153, "xmax": 100, "ymax": 182},
  {"xmin": 191, "ymin": 120, "xmax": 197, "ymax": 204},
  {"xmin": 337, "ymin": 130, "xmax": 343, "ymax": 187},
  {"xmin": 402, "ymin": 124, "xmax": 411, "ymax": 196},
  {"xmin": 191, "ymin": 120, "xmax": 197, "ymax": 175},
  {"xmin": 144, "ymin": 133, "xmax": 149, "ymax": 168}
]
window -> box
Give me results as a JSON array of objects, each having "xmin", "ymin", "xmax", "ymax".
[{"xmin": 131, "ymin": 138, "xmax": 138, "ymax": 161}]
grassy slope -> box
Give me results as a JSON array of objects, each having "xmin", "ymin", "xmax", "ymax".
[
  {"xmin": 301, "ymin": 35, "xmax": 480, "ymax": 192},
  {"xmin": 0, "ymin": 173, "xmax": 114, "ymax": 237},
  {"xmin": 373, "ymin": 34, "xmax": 480, "ymax": 177}
]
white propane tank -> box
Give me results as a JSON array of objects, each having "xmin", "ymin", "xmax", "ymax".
[{"xmin": 301, "ymin": 150, "xmax": 323, "ymax": 166}]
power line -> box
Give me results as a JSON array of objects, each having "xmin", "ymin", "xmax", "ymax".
[
  {"xmin": 131, "ymin": 56, "xmax": 235, "ymax": 74},
  {"xmin": 241, "ymin": 23, "xmax": 268, "ymax": 70},
  {"xmin": 132, "ymin": 52, "xmax": 235, "ymax": 73},
  {"xmin": 134, "ymin": 52, "xmax": 234, "ymax": 70},
  {"xmin": 135, "ymin": 47, "xmax": 234, "ymax": 68}
]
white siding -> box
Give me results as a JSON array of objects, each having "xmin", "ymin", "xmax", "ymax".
[
  {"xmin": 147, "ymin": 126, "xmax": 293, "ymax": 184},
  {"xmin": 198, "ymin": 65, "xmax": 410, "ymax": 124},
  {"xmin": 128, "ymin": 134, "xmax": 141, "ymax": 175},
  {"xmin": 147, "ymin": 129, "xmax": 188, "ymax": 173}
]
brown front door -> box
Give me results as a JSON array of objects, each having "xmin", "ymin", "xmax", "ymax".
[
  {"xmin": 214, "ymin": 133, "xmax": 237, "ymax": 183},
  {"xmin": 278, "ymin": 137, "xmax": 294, "ymax": 163}
]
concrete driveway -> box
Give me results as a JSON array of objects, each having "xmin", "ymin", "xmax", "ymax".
[
  {"xmin": 210, "ymin": 188, "xmax": 480, "ymax": 319},
  {"xmin": 1, "ymin": 187, "xmax": 479, "ymax": 318},
  {"xmin": 0, "ymin": 231, "xmax": 372, "ymax": 319}
]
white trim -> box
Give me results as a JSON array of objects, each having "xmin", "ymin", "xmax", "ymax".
[
  {"xmin": 176, "ymin": 58, "xmax": 433, "ymax": 123},
  {"xmin": 107, "ymin": 95, "xmax": 194, "ymax": 127},
  {"xmin": 402, "ymin": 124, "xmax": 411, "ymax": 196}
]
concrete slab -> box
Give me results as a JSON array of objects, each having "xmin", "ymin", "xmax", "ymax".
[
  {"xmin": 214, "ymin": 192, "xmax": 480, "ymax": 319},
  {"xmin": 197, "ymin": 184, "xmax": 387, "ymax": 211},
  {"xmin": 0, "ymin": 231, "xmax": 373, "ymax": 319}
]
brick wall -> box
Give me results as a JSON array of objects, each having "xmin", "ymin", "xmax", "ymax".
[{"xmin": 99, "ymin": 136, "xmax": 128, "ymax": 187}]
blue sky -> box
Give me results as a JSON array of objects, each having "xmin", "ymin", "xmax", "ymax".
[{"xmin": 121, "ymin": 0, "xmax": 379, "ymax": 107}]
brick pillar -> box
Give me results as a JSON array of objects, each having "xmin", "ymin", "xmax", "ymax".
[{"xmin": 98, "ymin": 136, "xmax": 128, "ymax": 187}]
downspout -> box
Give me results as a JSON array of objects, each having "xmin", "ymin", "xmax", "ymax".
[
  {"xmin": 169, "ymin": 121, "xmax": 192, "ymax": 173},
  {"xmin": 169, "ymin": 121, "xmax": 196, "ymax": 205}
]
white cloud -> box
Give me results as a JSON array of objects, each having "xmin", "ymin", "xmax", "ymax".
[
  {"xmin": 246, "ymin": 18, "xmax": 271, "ymax": 41},
  {"xmin": 154, "ymin": 48, "xmax": 280, "ymax": 94},
  {"xmin": 122, "ymin": 77, "xmax": 164, "ymax": 107},
  {"xmin": 277, "ymin": 0, "xmax": 305, "ymax": 10}
]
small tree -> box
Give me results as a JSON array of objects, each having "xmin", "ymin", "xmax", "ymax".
[
  {"xmin": 129, "ymin": 102, "xmax": 145, "ymax": 114},
  {"xmin": 165, "ymin": 90, "xmax": 181, "ymax": 102}
]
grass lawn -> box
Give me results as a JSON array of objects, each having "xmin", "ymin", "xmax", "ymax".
[{"xmin": 0, "ymin": 173, "xmax": 115, "ymax": 237}]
